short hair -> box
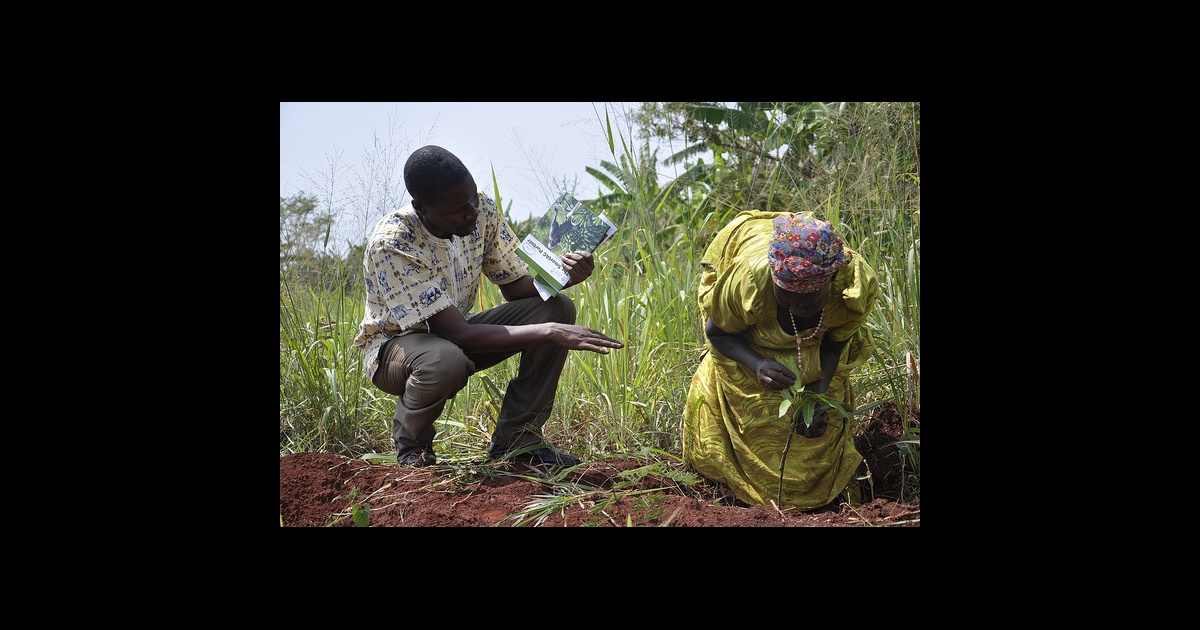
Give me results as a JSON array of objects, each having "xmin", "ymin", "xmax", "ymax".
[{"xmin": 403, "ymin": 145, "xmax": 472, "ymax": 203}]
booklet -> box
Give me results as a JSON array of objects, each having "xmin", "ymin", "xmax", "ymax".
[{"xmin": 516, "ymin": 192, "xmax": 617, "ymax": 300}]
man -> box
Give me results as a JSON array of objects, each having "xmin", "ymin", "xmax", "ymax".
[{"xmin": 354, "ymin": 145, "xmax": 624, "ymax": 467}]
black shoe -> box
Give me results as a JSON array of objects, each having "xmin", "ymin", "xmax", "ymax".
[
  {"xmin": 397, "ymin": 444, "xmax": 436, "ymax": 467},
  {"xmin": 487, "ymin": 442, "xmax": 581, "ymax": 467}
]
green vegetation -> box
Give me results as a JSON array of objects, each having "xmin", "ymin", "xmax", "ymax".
[{"xmin": 280, "ymin": 102, "xmax": 921, "ymax": 504}]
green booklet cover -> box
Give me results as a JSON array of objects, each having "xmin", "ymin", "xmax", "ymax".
[{"xmin": 516, "ymin": 192, "xmax": 617, "ymax": 299}]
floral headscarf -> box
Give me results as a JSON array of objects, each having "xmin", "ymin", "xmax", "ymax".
[{"xmin": 768, "ymin": 213, "xmax": 849, "ymax": 293}]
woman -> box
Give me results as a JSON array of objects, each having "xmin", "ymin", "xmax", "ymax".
[{"xmin": 682, "ymin": 211, "xmax": 878, "ymax": 511}]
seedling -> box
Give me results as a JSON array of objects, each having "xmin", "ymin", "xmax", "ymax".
[
  {"xmin": 775, "ymin": 385, "xmax": 852, "ymax": 514},
  {"xmin": 778, "ymin": 385, "xmax": 849, "ymax": 429}
]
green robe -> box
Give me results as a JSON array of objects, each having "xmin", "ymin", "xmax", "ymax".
[{"xmin": 682, "ymin": 211, "xmax": 879, "ymax": 510}]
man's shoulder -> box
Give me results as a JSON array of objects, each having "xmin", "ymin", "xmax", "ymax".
[
  {"xmin": 376, "ymin": 205, "xmax": 418, "ymax": 227},
  {"xmin": 366, "ymin": 210, "xmax": 433, "ymax": 263},
  {"xmin": 475, "ymin": 192, "xmax": 506, "ymax": 227}
]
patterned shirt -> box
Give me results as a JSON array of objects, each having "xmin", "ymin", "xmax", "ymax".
[{"xmin": 353, "ymin": 191, "xmax": 528, "ymax": 379}]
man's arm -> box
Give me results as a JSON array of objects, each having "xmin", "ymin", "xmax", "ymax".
[
  {"xmin": 431, "ymin": 249, "xmax": 612, "ymax": 353},
  {"xmin": 425, "ymin": 301, "xmax": 621, "ymax": 355},
  {"xmin": 499, "ymin": 275, "xmax": 540, "ymax": 301},
  {"xmin": 497, "ymin": 251, "xmax": 597, "ymax": 302}
]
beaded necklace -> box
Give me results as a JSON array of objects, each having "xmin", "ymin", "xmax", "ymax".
[{"xmin": 788, "ymin": 309, "xmax": 824, "ymax": 378}]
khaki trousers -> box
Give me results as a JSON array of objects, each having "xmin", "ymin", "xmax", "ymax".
[{"xmin": 372, "ymin": 294, "xmax": 575, "ymax": 454}]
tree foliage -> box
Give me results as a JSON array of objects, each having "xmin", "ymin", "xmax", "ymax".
[
  {"xmin": 280, "ymin": 193, "xmax": 360, "ymax": 293},
  {"xmin": 280, "ymin": 194, "xmax": 332, "ymax": 269}
]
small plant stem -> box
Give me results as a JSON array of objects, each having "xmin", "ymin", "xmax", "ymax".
[{"xmin": 778, "ymin": 430, "xmax": 795, "ymax": 511}]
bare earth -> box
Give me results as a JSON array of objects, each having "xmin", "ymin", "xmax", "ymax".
[{"xmin": 279, "ymin": 403, "xmax": 920, "ymax": 527}]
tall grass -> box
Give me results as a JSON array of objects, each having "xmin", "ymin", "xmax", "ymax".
[
  {"xmin": 279, "ymin": 277, "xmax": 393, "ymax": 455},
  {"xmin": 280, "ymin": 102, "xmax": 919, "ymax": 495}
]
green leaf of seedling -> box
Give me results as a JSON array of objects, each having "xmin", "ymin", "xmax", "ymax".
[
  {"xmin": 778, "ymin": 384, "xmax": 801, "ymax": 419},
  {"xmin": 352, "ymin": 503, "xmax": 370, "ymax": 527},
  {"xmin": 800, "ymin": 400, "xmax": 815, "ymax": 428},
  {"xmin": 787, "ymin": 389, "xmax": 851, "ymax": 429},
  {"xmin": 780, "ymin": 385, "xmax": 860, "ymax": 429}
]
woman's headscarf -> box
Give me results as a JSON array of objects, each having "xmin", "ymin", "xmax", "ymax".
[{"xmin": 768, "ymin": 212, "xmax": 849, "ymax": 293}]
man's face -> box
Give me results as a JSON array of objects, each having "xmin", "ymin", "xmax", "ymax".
[{"xmin": 414, "ymin": 179, "xmax": 480, "ymax": 239}]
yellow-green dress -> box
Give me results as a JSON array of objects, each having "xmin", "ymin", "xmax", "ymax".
[{"xmin": 682, "ymin": 211, "xmax": 879, "ymax": 510}]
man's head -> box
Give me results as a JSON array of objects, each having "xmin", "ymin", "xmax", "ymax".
[
  {"xmin": 404, "ymin": 145, "xmax": 480, "ymax": 239},
  {"xmin": 404, "ymin": 145, "xmax": 474, "ymax": 202}
]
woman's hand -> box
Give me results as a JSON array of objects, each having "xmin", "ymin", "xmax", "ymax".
[
  {"xmin": 755, "ymin": 358, "xmax": 796, "ymax": 391},
  {"xmin": 802, "ymin": 379, "xmax": 828, "ymax": 395},
  {"xmin": 794, "ymin": 400, "xmax": 830, "ymax": 438}
]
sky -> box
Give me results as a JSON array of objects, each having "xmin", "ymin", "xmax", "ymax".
[{"xmin": 280, "ymin": 102, "xmax": 659, "ymax": 240}]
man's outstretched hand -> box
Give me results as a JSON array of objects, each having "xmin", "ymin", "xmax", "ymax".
[{"xmin": 551, "ymin": 323, "xmax": 624, "ymax": 354}]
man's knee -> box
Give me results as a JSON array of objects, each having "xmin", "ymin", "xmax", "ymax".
[
  {"xmin": 415, "ymin": 343, "xmax": 472, "ymax": 391},
  {"xmin": 546, "ymin": 294, "xmax": 577, "ymax": 324}
]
